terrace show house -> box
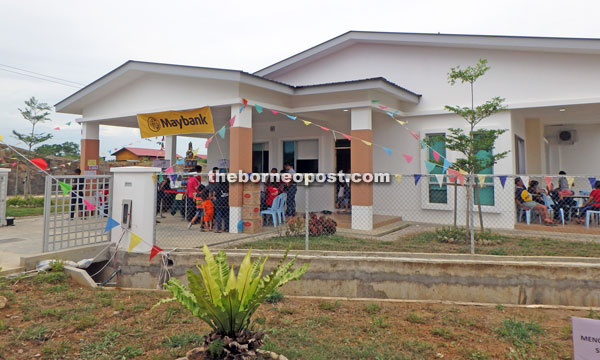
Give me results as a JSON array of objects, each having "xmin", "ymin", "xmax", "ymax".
[{"xmin": 55, "ymin": 31, "xmax": 600, "ymax": 232}]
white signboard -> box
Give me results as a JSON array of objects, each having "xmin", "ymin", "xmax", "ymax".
[{"xmin": 572, "ymin": 316, "xmax": 600, "ymax": 359}]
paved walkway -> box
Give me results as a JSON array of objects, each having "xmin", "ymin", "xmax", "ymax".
[{"xmin": 0, "ymin": 216, "xmax": 44, "ymax": 271}]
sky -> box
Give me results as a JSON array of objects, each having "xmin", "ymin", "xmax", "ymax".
[{"xmin": 1, "ymin": 0, "xmax": 599, "ymax": 158}]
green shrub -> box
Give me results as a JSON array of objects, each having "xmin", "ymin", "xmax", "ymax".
[
  {"xmin": 265, "ymin": 290, "xmax": 285, "ymax": 304},
  {"xmin": 154, "ymin": 245, "xmax": 308, "ymax": 336},
  {"xmin": 406, "ymin": 313, "xmax": 427, "ymax": 324},
  {"xmin": 364, "ymin": 303, "xmax": 380, "ymax": 315},
  {"xmin": 495, "ymin": 318, "xmax": 544, "ymax": 346},
  {"xmin": 163, "ymin": 333, "xmax": 203, "ymax": 348},
  {"xmin": 7, "ymin": 196, "xmax": 44, "ymax": 208},
  {"xmin": 318, "ymin": 300, "xmax": 340, "ymax": 312},
  {"xmin": 34, "ymin": 272, "xmax": 66, "ymax": 284},
  {"xmin": 285, "ymin": 217, "xmax": 304, "ymax": 237}
]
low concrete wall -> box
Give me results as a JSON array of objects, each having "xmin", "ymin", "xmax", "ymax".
[
  {"xmin": 20, "ymin": 243, "xmax": 112, "ymax": 270},
  {"xmin": 113, "ymin": 249, "xmax": 600, "ymax": 307}
]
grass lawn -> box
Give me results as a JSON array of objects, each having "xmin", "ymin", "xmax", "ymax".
[
  {"xmin": 0, "ymin": 270, "xmax": 580, "ymax": 359},
  {"xmin": 227, "ymin": 231, "xmax": 600, "ymax": 258},
  {"xmin": 6, "ymin": 207, "xmax": 43, "ymax": 217}
]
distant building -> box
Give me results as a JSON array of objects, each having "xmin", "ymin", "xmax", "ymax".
[{"xmin": 111, "ymin": 147, "xmax": 207, "ymax": 162}]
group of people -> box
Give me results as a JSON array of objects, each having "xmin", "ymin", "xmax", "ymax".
[
  {"xmin": 261, "ymin": 163, "xmax": 297, "ymax": 218},
  {"xmin": 186, "ymin": 166, "xmax": 230, "ymax": 232},
  {"xmin": 515, "ymin": 171, "xmax": 600, "ymax": 226}
]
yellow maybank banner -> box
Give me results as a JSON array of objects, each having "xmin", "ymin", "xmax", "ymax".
[{"xmin": 137, "ymin": 106, "xmax": 214, "ymax": 138}]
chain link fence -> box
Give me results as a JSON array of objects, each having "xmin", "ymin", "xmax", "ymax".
[{"xmin": 154, "ymin": 172, "xmax": 600, "ymax": 250}]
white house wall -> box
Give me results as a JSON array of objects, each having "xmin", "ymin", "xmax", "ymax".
[
  {"xmin": 266, "ymin": 43, "xmax": 600, "ymax": 113},
  {"xmin": 372, "ymin": 111, "xmax": 515, "ymax": 229},
  {"xmin": 546, "ymin": 123, "xmax": 600, "ymax": 176}
]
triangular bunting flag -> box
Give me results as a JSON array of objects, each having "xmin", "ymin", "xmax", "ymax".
[
  {"xmin": 31, "ymin": 158, "xmax": 48, "ymax": 170},
  {"xmin": 420, "ymin": 140, "xmax": 427, "ymax": 150},
  {"xmin": 58, "ymin": 181, "xmax": 72, "ymax": 195},
  {"xmin": 271, "ymin": 110, "xmax": 278, "ymax": 115},
  {"xmin": 544, "ymin": 176, "xmax": 553, "ymax": 189},
  {"xmin": 361, "ymin": 140, "xmax": 372, "ymax": 146},
  {"xmin": 425, "ymin": 161, "xmax": 437, "ymax": 172},
  {"xmin": 152, "ymin": 174, "xmax": 157, "ymax": 183},
  {"xmin": 567, "ymin": 176, "xmax": 575, "ymax": 188},
  {"xmin": 371, "ymin": 100, "xmax": 380, "ymax": 103},
  {"xmin": 286, "ymin": 115, "xmax": 297, "ymax": 120},
  {"xmin": 229, "ymin": 115, "xmax": 236, "ymax": 127},
  {"xmin": 402, "ymin": 154, "xmax": 413, "ymax": 163},
  {"xmin": 128, "ymin": 232, "xmax": 142, "ymax": 252},
  {"xmin": 589, "ymin": 177, "xmax": 597, "ymax": 188},
  {"xmin": 83, "ymin": 199, "xmax": 96, "ymax": 211},
  {"xmin": 447, "ymin": 168, "xmax": 459, "ymax": 183},
  {"xmin": 53, "ymin": 127, "xmax": 60, "ymax": 130},
  {"xmin": 394, "ymin": 174, "xmax": 402, "ymax": 184},
  {"xmin": 149, "ymin": 245, "xmax": 164, "ymax": 261},
  {"xmin": 378, "ymin": 105, "xmax": 388, "ymax": 110},
  {"xmin": 239, "ymin": 104, "xmax": 246, "ymax": 113},
  {"xmin": 432, "ymin": 150, "xmax": 440, "ymax": 162},
  {"xmin": 477, "ymin": 175, "xmax": 486, "ymax": 186},
  {"xmin": 10, "ymin": 162, "xmax": 15, "ymax": 167},
  {"xmin": 218, "ymin": 126, "xmax": 226, "ymax": 139},
  {"xmin": 396, "ymin": 119, "xmax": 407, "ymax": 125},
  {"xmin": 205, "ymin": 136, "xmax": 213, "ymax": 148},
  {"xmin": 408, "ymin": 130, "xmax": 419, "ymax": 140},
  {"xmin": 521, "ymin": 176, "xmax": 530, "ymax": 187},
  {"xmin": 386, "ymin": 112, "xmax": 394, "ymax": 118},
  {"xmin": 319, "ymin": 126, "xmax": 329, "ymax": 131},
  {"xmin": 302, "ymin": 120, "xmax": 311, "ymax": 126},
  {"xmin": 382, "ymin": 147, "xmax": 392, "ymax": 156},
  {"xmin": 0, "ymin": 135, "xmax": 3, "ymax": 141},
  {"xmin": 242, "ymin": 98, "xmax": 248, "ymax": 106},
  {"xmin": 164, "ymin": 166, "xmax": 174, "ymax": 173},
  {"xmin": 254, "ymin": 104, "xmax": 263, "ymax": 113},
  {"xmin": 66, "ymin": 121, "xmax": 71, "ymax": 126},
  {"xmin": 434, "ymin": 174, "xmax": 444, "ymax": 188},
  {"xmin": 443, "ymin": 159, "xmax": 451, "ymax": 173},
  {"xmin": 104, "ymin": 217, "xmax": 120, "ymax": 233},
  {"xmin": 342, "ymin": 133, "xmax": 352, "ymax": 141},
  {"xmin": 170, "ymin": 174, "xmax": 177, "ymax": 183},
  {"xmin": 499, "ymin": 175, "xmax": 507, "ymax": 188},
  {"xmin": 414, "ymin": 174, "xmax": 422, "ymax": 185},
  {"xmin": 457, "ymin": 173, "xmax": 465, "ymax": 186}
]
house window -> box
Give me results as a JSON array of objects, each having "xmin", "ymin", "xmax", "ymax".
[
  {"xmin": 426, "ymin": 133, "xmax": 447, "ymax": 204},
  {"xmin": 252, "ymin": 143, "xmax": 269, "ymax": 173},
  {"xmin": 283, "ymin": 139, "xmax": 319, "ymax": 173},
  {"xmin": 515, "ymin": 135, "xmax": 526, "ymax": 174},
  {"xmin": 475, "ymin": 147, "xmax": 495, "ymax": 206}
]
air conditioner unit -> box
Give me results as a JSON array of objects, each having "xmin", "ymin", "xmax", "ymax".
[{"xmin": 558, "ymin": 130, "xmax": 577, "ymax": 145}]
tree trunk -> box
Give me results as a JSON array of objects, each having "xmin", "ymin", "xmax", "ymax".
[
  {"xmin": 453, "ymin": 183, "xmax": 458, "ymax": 228},
  {"xmin": 465, "ymin": 178, "xmax": 471, "ymax": 243}
]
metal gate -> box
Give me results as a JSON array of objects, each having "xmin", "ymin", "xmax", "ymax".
[{"xmin": 43, "ymin": 175, "xmax": 113, "ymax": 252}]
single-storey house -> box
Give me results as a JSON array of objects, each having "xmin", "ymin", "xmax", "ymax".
[
  {"xmin": 55, "ymin": 31, "xmax": 600, "ymax": 232},
  {"xmin": 111, "ymin": 146, "xmax": 208, "ymax": 162}
]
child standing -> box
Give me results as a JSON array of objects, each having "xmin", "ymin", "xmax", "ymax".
[
  {"xmin": 188, "ymin": 189, "xmax": 205, "ymax": 229},
  {"xmin": 200, "ymin": 190, "xmax": 214, "ymax": 231}
]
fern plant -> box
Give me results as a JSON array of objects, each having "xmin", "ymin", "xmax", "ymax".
[{"xmin": 154, "ymin": 245, "xmax": 308, "ymax": 336}]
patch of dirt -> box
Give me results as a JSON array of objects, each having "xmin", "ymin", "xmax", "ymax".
[{"xmin": 0, "ymin": 274, "xmax": 578, "ymax": 359}]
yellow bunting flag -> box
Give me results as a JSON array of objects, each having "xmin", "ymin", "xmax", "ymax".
[
  {"xmin": 459, "ymin": 169, "xmax": 468, "ymax": 175},
  {"xmin": 0, "ymin": 135, "xmax": 3, "ymax": 141},
  {"xmin": 152, "ymin": 174, "xmax": 157, "ymax": 183},
  {"xmin": 567, "ymin": 176, "xmax": 575, "ymax": 188},
  {"xmin": 361, "ymin": 140, "xmax": 372, "ymax": 146},
  {"xmin": 477, "ymin": 175, "xmax": 486, "ymax": 186},
  {"xmin": 394, "ymin": 174, "xmax": 402, "ymax": 184},
  {"xmin": 302, "ymin": 120, "xmax": 311, "ymax": 126},
  {"xmin": 396, "ymin": 120, "xmax": 407, "ymax": 125},
  {"xmin": 128, "ymin": 233, "xmax": 142, "ymax": 252}
]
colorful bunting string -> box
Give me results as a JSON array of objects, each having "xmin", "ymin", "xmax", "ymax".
[{"xmin": 128, "ymin": 232, "xmax": 142, "ymax": 252}]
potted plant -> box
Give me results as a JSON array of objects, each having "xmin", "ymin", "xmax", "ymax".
[{"xmin": 154, "ymin": 245, "xmax": 308, "ymax": 359}]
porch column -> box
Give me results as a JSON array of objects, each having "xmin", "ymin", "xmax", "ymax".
[
  {"xmin": 81, "ymin": 122, "xmax": 99, "ymax": 173},
  {"xmin": 350, "ymin": 107, "xmax": 373, "ymax": 230},
  {"xmin": 165, "ymin": 135, "xmax": 177, "ymax": 167},
  {"xmin": 229, "ymin": 104, "xmax": 252, "ymax": 233},
  {"xmin": 524, "ymin": 118, "xmax": 543, "ymax": 174}
]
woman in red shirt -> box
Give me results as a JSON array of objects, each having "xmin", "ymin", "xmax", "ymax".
[{"xmin": 575, "ymin": 181, "xmax": 600, "ymax": 223}]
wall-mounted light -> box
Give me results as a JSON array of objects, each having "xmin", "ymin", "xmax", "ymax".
[
  {"xmin": 343, "ymin": 109, "xmax": 349, "ymax": 112},
  {"xmin": 559, "ymin": 108, "xmax": 566, "ymax": 112}
]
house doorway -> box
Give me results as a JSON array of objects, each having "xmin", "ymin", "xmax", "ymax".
[
  {"xmin": 334, "ymin": 139, "xmax": 351, "ymax": 210},
  {"xmin": 252, "ymin": 142, "xmax": 269, "ymax": 173}
]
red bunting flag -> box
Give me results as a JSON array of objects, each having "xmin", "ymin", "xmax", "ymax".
[
  {"xmin": 447, "ymin": 168, "xmax": 459, "ymax": 183},
  {"xmin": 10, "ymin": 162, "xmax": 16, "ymax": 167},
  {"xmin": 408, "ymin": 130, "xmax": 419, "ymax": 140},
  {"xmin": 432, "ymin": 150, "xmax": 440, "ymax": 162},
  {"xmin": 229, "ymin": 115, "xmax": 236, "ymax": 127},
  {"xmin": 378, "ymin": 105, "xmax": 388, "ymax": 110},
  {"xmin": 319, "ymin": 126, "xmax": 329, "ymax": 131},
  {"xmin": 149, "ymin": 245, "xmax": 164, "ymax": 261},
  {"xmin": 242, "ymin": 98, "xmax": 248, "ymax": 106},
  {"xmin": 53, "ymin": 127, "xmax": 60, "ymax": 130},
  {"xmin": 271, "ymin": 110, "xmax": 278, "ymax": 115},
  {"xmin": 402, "ymin": 154, "xmax": 413, "ymax": 163},
  {"xmin": 342, "ymin": 133, "xmax": 352, "ymax": 141},
  {"xmin": 31, "ymin": 158, "xmax": 48, "ymax": 170},
  {"xmin": 544, "ymin": 176, "xmax": 553, "ymax": 189},
  {"xmin": 205, "ymin": 136, "xmax": 213, "ymax": 148},
  {"xmin": 83, "ymin": 199, "xmax": 96, "ymax": 211}
]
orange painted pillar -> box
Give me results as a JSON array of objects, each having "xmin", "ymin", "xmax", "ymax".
[
  {"xmin": 81, "ymin": 122, "xmax": 100, "ymax": 173},
  {"xmin": 350, "ymin": 107, "xmax": 373, "ymax": 230},
  {"xmin": 229, "ymin": 103, "xmax": 252, "ymax": 233}
]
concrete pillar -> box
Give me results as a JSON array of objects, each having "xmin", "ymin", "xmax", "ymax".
[
  {"xmin": 165, "ymin": 135, "xmax": 177, "ymax": 167},
  {"xmin": 0, "ymin": 169, "xmax": 10, "ymax": 226},
  {"xmin": 350, "ymin": 107, "xmax": 373, "ymax": 231},
  {"xmin": 524, "ymin": 118, "xmax": 543, "ymax": 174},
  {"xmin": 228, "ymin": 104, "xmax": 252, "ymax": 233},
  {"xmin": 110, "ymin": 166, "xmax": 160, "ymax": 253},
  {"xmin": 81, "ymin": 122, "xmax": 100, "ymax": 172}
]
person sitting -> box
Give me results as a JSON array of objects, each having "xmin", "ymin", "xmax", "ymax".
[
  {"xmin": 527, "ymin": 180, "xmax": 546, "ymax": 205},
  {"xmin": 574, "ymin": 181, "xmax": 600, "ymax": 224},
  {"xmin": 515, "ymin": 177, "xmax": 556, "ymax": 225},
  {"xmin": 552, "ymin": 171, "xmax": 577, "ymax": 220},
  {"xmin": 265, "ymin": 182, "xmax": 279, "ymax": 208}
]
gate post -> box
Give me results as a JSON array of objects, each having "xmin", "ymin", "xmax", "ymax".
[
  {"xmin": 0, "ymin": 169, "xmax": 10, "ymax": 227},
  {"xmin": 110, "ymin": 167, "xmax": 160, "ymax": 253}
]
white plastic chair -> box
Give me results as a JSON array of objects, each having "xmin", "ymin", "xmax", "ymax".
[
  {"xmin": 542, "ymin": 193, "xmax": 564, "ymax": 225},
  {"xmin": 261, "ymin": 193, "xmax": 286, "ymax": 227},
  {"xmin": 586, "ymin": 210, "xmax": 600, "ymax": 228}
]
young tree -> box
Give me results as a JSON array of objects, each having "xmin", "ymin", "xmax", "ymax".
[
  {"xmin": 13, "ymin": 97, "xmax": 53, "ymax": 195},
  {"xmin": 436, "ymin": 59, "xmax": 508, "ymax": 243},
  {"xmin": 35, "ymin": 142, "xmax": 80, "ymax": 158}
]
